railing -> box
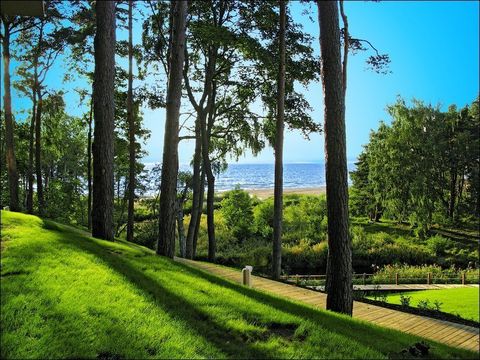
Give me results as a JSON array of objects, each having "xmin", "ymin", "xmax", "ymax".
[{"xmin": 280, "ymin": 272, "xmax": 480, "ymax": 287}]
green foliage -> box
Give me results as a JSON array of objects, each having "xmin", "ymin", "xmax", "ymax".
[
  {"xmin": 350, "ymin": 96, "xmax": 480, "ymax": 231},
  {"xmin": 220, "ymin": 188, "xmax": 255, "ymax": 242},
  {"xmin": 417, "ymin": 299, "xmax": 431, "ymax": 311},
  {"xmin": 433, "ymin": 300, "xmax": 443, "ymax": 312},
  {"xmin": 5, "ymin": 211, "xmax": 474, "ymax": 359},
  {"xmin": 399, "ymin": 294, "xmax": 412, "ymax": 307},
  {"xmin": 372, "ymin": 264, "xmax": 479, "ymax": 284},
  {"xmin": 282, "ymin": 241, "xmax": 329, "ymax": 275},
  {"xmin": 283, "ymin": 195, "xmax": 327, "ymax": 245},
  {"xmin": 372, "ymin": 288, "xmax": 479, "ymax": 322},
  {"xmin": 351, "ymin": 228, "xmax": 434, "ymax": 272},
  {"xmin": 253, "ymin": 197, "xmax": 274, "ymax": 239}
]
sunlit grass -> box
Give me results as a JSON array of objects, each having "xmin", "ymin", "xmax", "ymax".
[
  {"xmin": 1, "ymin": 211, "xmax": 476, "ymax": 359},
  {"xmin": 379, "ymin": 288, "xmax": 479, "ymax": 322}
]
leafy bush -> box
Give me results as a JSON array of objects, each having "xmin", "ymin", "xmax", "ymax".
[
  {"xmin": 433, "ymin": 300, "xmax": 443, "ymax": 312},
  {"xmin": 220, "ymin": 188, "xmax": 255, "ymax": 242},
  {"xmin": 352, "ymin": 230, "xmax": 434, "ymax": 273},
  {"xmin": 283, "ymin": 195, "xmax": 327, "ymax": 245},
  {"xmin": 400, "ymin": 294, "xmax": 411, "ymax": 307},
  {"xmin": 253, "ymin": 198, "xmax": 274, "ymax": 239},
  {"xmin": 282, "ymin": 241, "xmax": 328, "ymax": 274},
  {"xmin": 372, "ymin": 264, "xmax": 479, "ymax": 284},
  {"xmin": 417, "ymin": 299, "xmax": 431, "ymax": 311}
]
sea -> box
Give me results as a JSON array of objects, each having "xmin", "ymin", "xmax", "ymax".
[{"xmin": 145, "ymin": 162, "xmax": 356, "ymax": 192}]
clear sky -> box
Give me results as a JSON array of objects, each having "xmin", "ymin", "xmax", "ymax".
[{"xmin": 3, "ymin": 1, "xmax": 479, "ymax": 165}]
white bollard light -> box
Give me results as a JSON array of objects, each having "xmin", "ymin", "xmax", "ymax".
[{"xmin": 242, "ymin": 265, "xmax": 253, "ymax": 287}]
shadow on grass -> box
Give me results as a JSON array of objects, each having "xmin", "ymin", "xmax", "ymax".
[
  {"xmin": 48, "ymin": 221, "xmax": 474, "ymax": 359},
  {"xmin": 53, "ymin": 226, "xmax": 273, "ymax": 358},
  {"xmin": 351, "ymin": 219, "xmax": 413, "ymax": 238}
]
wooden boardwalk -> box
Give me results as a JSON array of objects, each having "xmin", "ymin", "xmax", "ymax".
[
  {"xmin": 175, "ymin": 258, "xmax": 479, "ymax": 352},
  {"xmin": 307, "ymin": 284, "xmax": 480, "ymax": 292}
]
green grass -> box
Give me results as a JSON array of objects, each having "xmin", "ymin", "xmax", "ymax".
[
  {"xmin": 377, "ymin": 288, "xmax": 480, "ymax": 322},
  {"xmin": 1, "ymin": 211, "xmax": 476, "ymax": 359}
]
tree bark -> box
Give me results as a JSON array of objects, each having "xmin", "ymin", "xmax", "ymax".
[
  {"xmin": 205, "ymin": 160, "xmax": 215, "ymax": 261},
  {"xmin": 272, "ymin": 0, "xmax": 286, "ymax": 280},
  {"xmin": 126, "ymin": 0, "xmax": 135, "ymax": 242},
  {"xmin": 205, "ymin": 88, "xmax": 217, "ymax": 262},
  {"xmin": 87, "ymin": 98, "xmax": 93, "ymax": 229},
  {"xmin": 201, "ymin": 53, "xmax": 216, "ymax": 261},
  {"xmin": 317, "ymin": 0, "xmax": 353, "ymax": 315},
  {"xmin": 92, "ymin": 0, "xmax": 116, "ymax": 241},
  {"xmin": 448, "ymin": 165, "xmax": 457, "ymax": 219},
  {"xmin": 2, "ymin": 23, "xmax": 20, "ymax": 211},
  {"xmin": 35, "ymin": 89, "xmax": 44, "ymax": 215},
  {"xmin": 193, "ymin": 170, "xmax": 205, "ymax": 258},
  {"xmin": 157, "ymin": 0, "xmax": 187, "ymax": 258},
  {"xmin": 27, "ymin": 88, "xmax": 36, "ymax": 214},
  {"xmin": 186, "ymin": 116, "xmax": 203, "ymax": 259},
  {"xmin": 177, "ymin": 184, "xmax": 188, "ymax": 258}
]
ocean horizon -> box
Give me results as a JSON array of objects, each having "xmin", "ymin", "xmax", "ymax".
[{"xmin": 143, "ymin": 161, "xmax": 356, "ymax": 191}]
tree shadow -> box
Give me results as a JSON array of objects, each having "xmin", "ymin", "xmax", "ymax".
[
  {"xmin": 51, "ymin": 221, "xmax": 473, "ymax": 358},
  {"xmin": 55, "ymin": 229, "xmax": 275, "ymax": 359}
]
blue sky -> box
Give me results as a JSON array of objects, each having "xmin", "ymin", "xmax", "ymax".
[{"xmin": 4, "ymin": 1, "xmax": 479, "ymax": 165}]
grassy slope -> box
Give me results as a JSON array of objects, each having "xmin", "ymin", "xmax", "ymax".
[
  {"xmin": 0, "ymin": 211, "xmax": 476, "ymax": 359},
  {"xmin": 381, "ymin": 288, "xmax": 479, "ymax": 322}
]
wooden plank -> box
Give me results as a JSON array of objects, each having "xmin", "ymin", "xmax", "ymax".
[
  {"xmin": 457, "ymin": 335, "xmax": 480, "ymax": 351},
  {"xmin": 175, "ymin": 258, "xmax": 479, "ymax": 352},
  {"xmin": 438, "ymin": 325, "xmax": 478, "ymax": 343},
  {"xmin": 370, "ymin": 311, "xmax": 405, "ymax": 326}
]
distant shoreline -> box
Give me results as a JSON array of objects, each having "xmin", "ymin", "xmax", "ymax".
[
  {"xmin": 139, "ymin": 186, "xmax": 327, "ymax": 200},
  {"xmin": 244, "ymin": 186, "xmax": 326, "ymax": 199}
]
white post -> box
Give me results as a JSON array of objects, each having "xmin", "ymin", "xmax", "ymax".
[{"xmin": 242, "ymin": 265, "xmax": 253, "ymax": 287}]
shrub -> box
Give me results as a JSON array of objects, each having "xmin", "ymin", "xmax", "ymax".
[
  {"xmin": 426, "ymin": 235, "xmax": 450, "ymax": 256},
  {"xmin": 417, "ymin": 299, "xmax": 431, "ymax": 311},
  {"xmin": 220, "ymin": 188, "xmax": 254, "ymax": 242},
  {"xmin": 433, "ymin": 300, "xmax": 443, "ymax": 312},
  {"xmin": 400, "ymin": 294, "xmax": 411, "ymax": 307},
  {"xmin": 371, "ymin": 264, "xmax": 478, "ymax": 284},
  {"xmin": 282, "ymin": 240, "xmax": 328, "ymax": 274},
  {"xmin": 253, "ymin": 198, "xmax": 274, "ymax": 239},
  {"xmin": 352, "ymin": 232, "xmax": 434, "ymax": 273}
]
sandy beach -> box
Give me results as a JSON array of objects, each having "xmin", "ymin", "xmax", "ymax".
[{"xmin": 246, "ymin": 186, "xmax": 326, "ymax": 199}]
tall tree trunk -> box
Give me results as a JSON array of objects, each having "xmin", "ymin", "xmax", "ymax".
[
  {"xmin": 199, "ymin": 46, "xmax": 217, "ymax": 262},
  {"xmin": 272, "ymin": 0, "xmax": 286, "ymax": 280},
  {"xmin": 126, "ymin": 0, "xmax": 135, "ymax": 242},
  {"xmin": 201, "ymin": 106, "xmax": 215, "ymax": 261},
  {"xmin": 92, "ymin": 0, "xmax": 116, "ymax": 241},
  {"xmin": 87, "ymin": 99, "xmax": 93, "ymax": 229},
  {"xmin": 448, "ymin": 165, "xmax": 457, "ymax": 219},
  {"xmin": 35, "ymin": 89, "xmax": 44, "ymax": 215},
  {"xmin": 157, "ymin": 0, "xmax": 187, "ymax": 258},
  {"xmin": 177, "ymin": 205, "xmax": 186, "ymax": 257},
  {"xmin": 177, "ymin": 185, "xmax": 188, "ymax": 258},
  {"xmin": 205, "ymin": 163, "xmax": 215, "ymax": 261},
  {"xmin": 317, "ymin": 0, "xmax": 353, "ymax": 316},
  {"xmin": 193, "ymin": 170, "xmax": 205, "ymax": 258},
  {"xmin": 186, "ymin": 117, "xmax": 202, "ymax": 259},
  {"xmin": 2, "ymin": 24, "xmax": 19, "ymax": 211},
  {"xmin": 27, "ymin": 88, "xmax": 36, "ymax": 214}
]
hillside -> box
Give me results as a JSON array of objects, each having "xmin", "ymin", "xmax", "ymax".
[{"xmin": 0, "ymin": 211, "xmax": 475, "ymax": 359}]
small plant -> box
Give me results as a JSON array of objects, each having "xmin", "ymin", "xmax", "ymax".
[
  {"xmin": 417, "ymin": 299, "xmax": 431, "ymax": 310},
  {"xmin": 371, "ymin": 284, "xmax": 381, "ymax": 301},
  {"xmin": 378, "ymin": 293, "xmax": 388, "ymax": 303},
  {"xmin": 400, "ymin": 294, "xmax": 411, "ymax": 307},
  {"xmin": 433, "ymin": 300, "xmax": 443, "ymax": 312}
]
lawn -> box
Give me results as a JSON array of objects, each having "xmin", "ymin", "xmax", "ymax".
[
  {"xmin": 379, "ymin": 288, "xmax": 480, "ymax": 322},
  {"xmin": 1, "ymin": 211, "xmax": 476, "ymax": 359}
]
